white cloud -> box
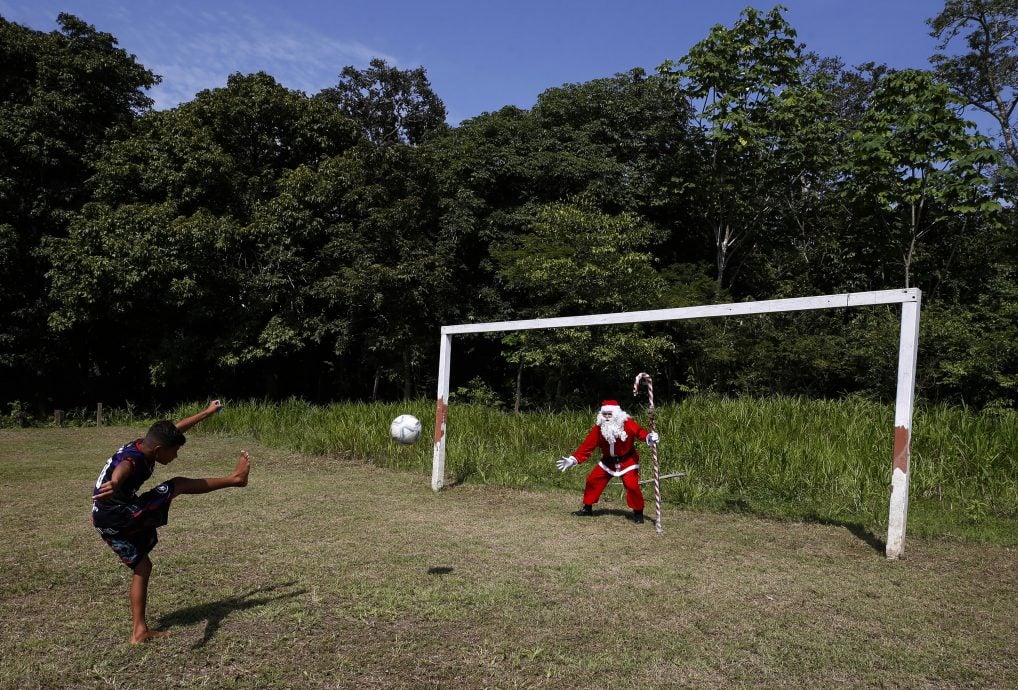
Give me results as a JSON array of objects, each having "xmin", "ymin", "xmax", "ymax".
[
  {"xmin": 137, "ymin": 8, "xmax": 399, "ymax": 108},
  {"xmin": 1, "ymin": 1, "xmax": 399, "ymax": 109}
]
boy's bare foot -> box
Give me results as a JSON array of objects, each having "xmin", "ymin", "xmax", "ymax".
[
  {"xmin": 233, "ymin": 450, "xmax": 251, "ymax": 487},
  {"xmin": 130, "ymin": 628, "xmax": 169, "ymax": 645}
]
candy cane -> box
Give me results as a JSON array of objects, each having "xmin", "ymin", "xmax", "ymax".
[{"xmin": 633, "ymin": 372, "xmax": 662, "ymax": 533}]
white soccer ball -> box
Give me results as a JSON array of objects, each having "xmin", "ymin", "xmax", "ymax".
[{"xmin": 389, "ymin": 414, "xmax": 422, "ymax": 445}]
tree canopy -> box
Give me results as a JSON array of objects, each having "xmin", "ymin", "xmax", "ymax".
[{"xmin": 1, "ymin": 4, "xmax": 1015, "ymax": 415}]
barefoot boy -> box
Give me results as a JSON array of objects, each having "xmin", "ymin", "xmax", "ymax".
[{"xmin": 91, "ymin": 400, "xmax": 250, "ymax": 644}]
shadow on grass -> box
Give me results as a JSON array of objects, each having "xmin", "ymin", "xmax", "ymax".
[
  {"xmin": 720, "ymin": 498, "xmax": 887, "ymax": 555},
  {"xmin": 797, "ymin": 513, "xmax": 886, "ymax": 555},
  {"xmin": 830, "ymin": 520, "xmax": 886, "ymax": 555},
  {"xmin": 590, "ymin": 507, "xmax": 639, "ymax": 519},
  {"xmin": 155, "ymin": 581, "xmax": 306, "ymax": 648},
  {"xmin": 564, "ymin": 507, "xmax": 645, "ymax": 523}
]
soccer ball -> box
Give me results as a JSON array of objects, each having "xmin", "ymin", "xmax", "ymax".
[{"xmin": 389, "ymin": 414, "xmax": 422, "ymax": 445}]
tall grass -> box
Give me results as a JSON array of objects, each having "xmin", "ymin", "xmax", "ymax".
[{"xmin": 181, "ymin": 396, "xmax": 1017, "ymax": 544}]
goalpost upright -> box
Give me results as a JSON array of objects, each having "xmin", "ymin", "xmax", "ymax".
[{"xmin": 432, "ymin": 288, "xmax": 922, "ymax": 559}]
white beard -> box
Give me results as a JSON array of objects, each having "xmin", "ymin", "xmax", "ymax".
[{"xmin": 597, "ymin": 412, "xmax": 629, "ymax": 443}]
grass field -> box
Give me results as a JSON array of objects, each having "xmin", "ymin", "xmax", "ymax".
[
  {"xmin": 1, "ymin": 426, "xmax": 1015, "ymax": 688},
  {"xmin": 177, "ymin": 397, "xmax": 1017, "ymax": 545}
]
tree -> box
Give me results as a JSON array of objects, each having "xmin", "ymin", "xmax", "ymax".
[
  {"xmin": 0, "ymin": 13, "xmax": 158, "ymax": 408},
  {"xmin": 845, "ymin": 69, "xmax": 1001, "ymax": 289},
  {"xmin": 423, "ymin": 74, "xmax": 696, "ymax": 406},
  {"xmin": 929, "ymin": 0, "xmax": 1018, "ymax": 165},
  {"xmin": 318, "ymin": 58, "xmax": 447, "ymax": 147},
  {"xmin": 244, "ymin": 142, "xmax": 460, "ymax": 400},
  {"xmin": 426, "ymin": 70, "xmax": 694, "ymax": 316},
  {"xmin": 530, "ymin": 69, "xmax": 695, "ymax": 221},
  {"xmin": 754, "ymin": 56, "xmax": 851, "ymax": 297},
  {"xmin": 185, "ymin": 71, "xmax": 360, "ymax": 221},
  {"xmin": 492, "ymin": 202, "xmax": 671, "ymax": 406},
  {"xmin": 44, "ymin": 74, "xmax": 362, "ymax": 402},
  {"xmin": 658, "ymin": 5, "xmax": 807, "ymax": 294}
]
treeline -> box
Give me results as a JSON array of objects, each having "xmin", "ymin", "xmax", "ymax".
[{"xmin": 1, "ymin": 4, "xmax": 1015, "ymax": 415}]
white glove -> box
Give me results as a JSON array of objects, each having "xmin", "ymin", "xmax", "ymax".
[
  {"xmin": 556, "ymin": 456, "xmax": 578, "ymax": 472},
  {"xmin": 646, "ymin": 432, "xmax": 660, "ymax": 447}
]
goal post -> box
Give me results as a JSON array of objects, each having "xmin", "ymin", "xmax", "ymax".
[{"xmin": 432, "ymin": 288, "xmax": 922, "ymax": 559}]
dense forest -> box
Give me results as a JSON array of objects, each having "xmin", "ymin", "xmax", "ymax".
[{"xmin": 1, "ymin": 2, "xmax": 1015, "ymax": 415}]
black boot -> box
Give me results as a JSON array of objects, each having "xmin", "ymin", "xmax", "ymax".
[
  {"xmin": 572, "ymin": 504, "xmax": 593, "ymax": 517},
  {"xmin": 632, "ymin": 510, "xmax": 645, "ymax": 524}
]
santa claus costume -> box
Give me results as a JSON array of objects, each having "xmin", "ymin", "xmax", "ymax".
[{"xmin": 556, "ymin": 400, "xmax": 659, "ymax": 523}]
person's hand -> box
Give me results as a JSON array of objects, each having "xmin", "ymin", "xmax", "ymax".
[
  {"xmin": 556, "ymin": 456, "xmax": 578, "ymax": 472},
  {"xmin": 205, "ymin": 399, "xmax": 224, "ymax": 415},
  {"xmin": 647, "ymin": 431, "xmax": 660, "ymax": 447},
  {"xmin": 93, "ymin": 480, "xmax": 117, "ymax": 501}
]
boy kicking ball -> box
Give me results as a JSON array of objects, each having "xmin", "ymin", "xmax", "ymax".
[{"xmin": 91, "ymin": 400, "xmax": 250, "ymax": 644}]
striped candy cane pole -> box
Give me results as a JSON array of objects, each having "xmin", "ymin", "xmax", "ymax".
[{"xmin": 633, "ymin": 372, "xmax": 662, "ymax": 534}]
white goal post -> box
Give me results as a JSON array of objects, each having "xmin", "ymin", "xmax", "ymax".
[{"xmin": 432, "ymin": 288, "xmax": 922, "ymax": 560}]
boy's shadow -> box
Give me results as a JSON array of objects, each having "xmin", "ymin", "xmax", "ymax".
[{"xmin": 156, "ymin": 581, "xmax": 306, "ymax": 648}]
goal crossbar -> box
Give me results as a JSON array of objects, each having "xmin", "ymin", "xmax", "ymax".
[
  {"xmin": 432, "ymin": 288, "xmax": 922, "ymax": 559},
  {"xmin": 440, "ymin": 289, "xmax": 917, "ymax": 335}
]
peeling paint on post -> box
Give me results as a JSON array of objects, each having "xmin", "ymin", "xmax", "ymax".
[
  {"xmin": 433, "ymin": 398, "xmax": 448, "ymax": 444},
  {"xmin": 892, "ymin": 426, "xmax": 910, "ymax": 473},
  {"xmin": 431, "ymin": 332, "xmax": 453, "ymax": 491},
  {"xmin": 886, "ymin": 295, "xmax": 921, "ymax": 560}
]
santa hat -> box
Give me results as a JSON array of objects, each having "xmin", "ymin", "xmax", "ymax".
[{"xmin": 597, "ymin": 399, "xmax": 629, "ymax": 439}]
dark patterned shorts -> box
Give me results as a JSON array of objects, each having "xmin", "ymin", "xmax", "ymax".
[{"xmin": 93, "ymin": 480, "xmax": 176, "ymax": 569}]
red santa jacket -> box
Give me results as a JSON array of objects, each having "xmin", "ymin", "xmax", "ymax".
[{"xmin": 571, "ymin": 417, "xmax": 650, "ymax": 465}]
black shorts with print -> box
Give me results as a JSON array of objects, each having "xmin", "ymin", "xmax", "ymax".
[{"xmin": 92, "ymin": 480, "xmax": 176, "ymax": 569}]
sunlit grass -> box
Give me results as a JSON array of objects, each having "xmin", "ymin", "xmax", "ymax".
[{"xmin": 1, "ymin": 428, "xmax": 1015, "ymax": 687}]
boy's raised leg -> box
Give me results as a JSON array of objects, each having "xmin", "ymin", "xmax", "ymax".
[
  {"xmin": 130, "ymin": 556, "xmax": 168, "ymax": 645},
  {"xmin": 170, "ymin": 451, "xmax": 251, "ymax": 496}
]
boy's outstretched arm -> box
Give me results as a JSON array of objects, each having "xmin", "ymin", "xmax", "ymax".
[{"xmin": 175, "ymin": 400, "xmax": 224, "ymax": 433}]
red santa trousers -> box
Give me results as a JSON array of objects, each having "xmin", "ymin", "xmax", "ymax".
[{"xmin": 582, "ymin": 458, "xmax": 645, "ymax": 511}]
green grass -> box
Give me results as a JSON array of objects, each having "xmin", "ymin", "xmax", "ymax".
[
  {"xmin": 0, "ymin": 427, "xmax": 1015, "ymax": 688},
  {"xmin": 181, "ymin": 396, "xmax": 1018, "ymax": 545}
]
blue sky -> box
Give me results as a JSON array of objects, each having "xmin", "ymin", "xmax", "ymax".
[{"xmin": 2, "ymin": 0, "xmax": 945, "ymax": 125}]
